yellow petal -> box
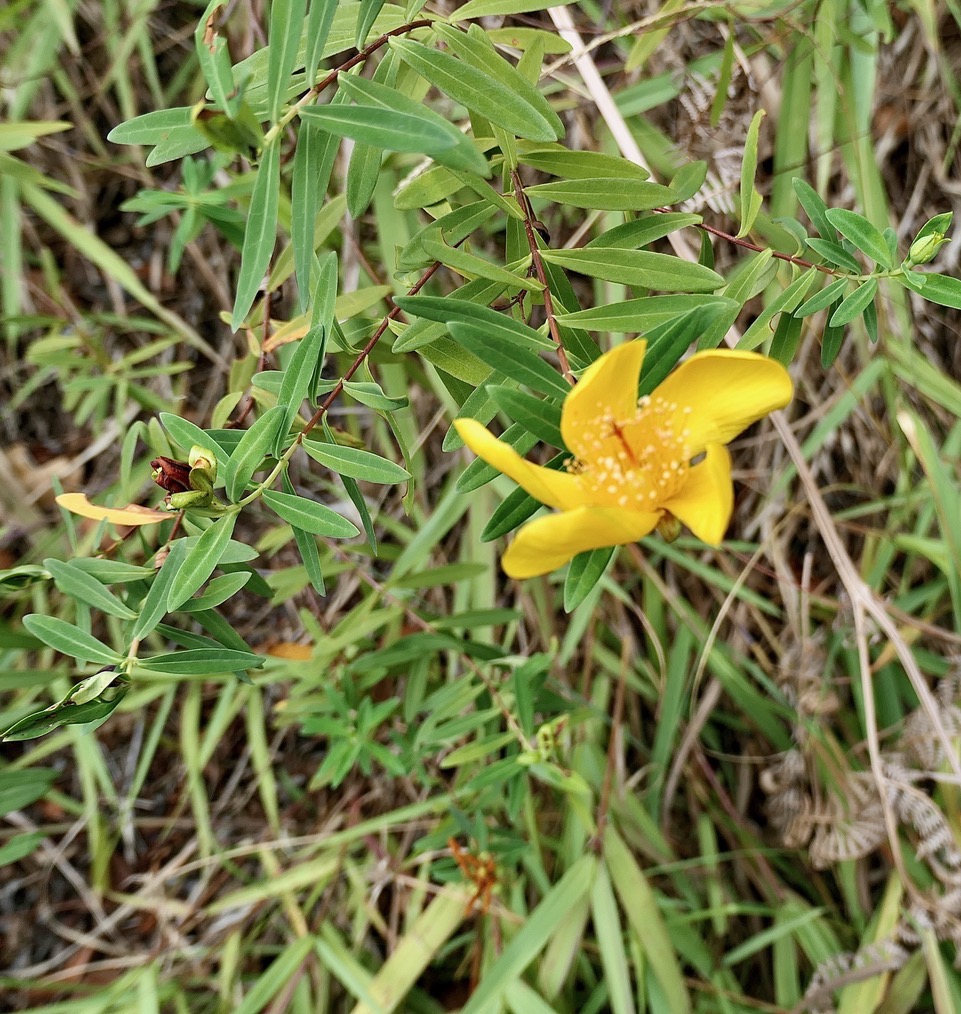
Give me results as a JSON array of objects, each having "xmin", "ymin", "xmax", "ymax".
[
  {"xmin": 561, "ymin": 340, "xmax": 647, "ymax": 458},
  {"xmin": 502, "ymin": 505, "xmax": 660, "ymax": 578},
  {"xmin": 56, "ymin": 493, "xmax": 170, "ymax": 527},
  {"xmin": 660, "ymin": 443, "xmax": 733, "ymax": 545},
  {"xmin": 454, "ymin": 418, "xmax": 583, "ymax": 510},
  {"xmin": 654, "ymin": 350, "xmax": 792, "ymax": 454}
]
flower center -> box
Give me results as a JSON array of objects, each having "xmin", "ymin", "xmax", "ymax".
[{"xmin": 574, "ymin": 395, "xmax": 691, "ymax": 510}]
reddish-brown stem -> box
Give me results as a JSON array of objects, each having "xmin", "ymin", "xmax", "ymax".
[
  {"xmin": 697, "ymin": 221, "xmax": 835, "ymax": 274},
  {"xmin": 301, "ymin": 258, "xmax": 444, "ymax": 439},
  {"xmin": 304, "ymin": 20, "xmax": 433, "ymax": 102},
  {"xmin": 510, "ymin": 169, "xmax": 575, "ymax": 386}
]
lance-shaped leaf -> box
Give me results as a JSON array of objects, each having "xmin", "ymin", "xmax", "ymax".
[
  {"xmin": 266, "ymin": 0, "xmax": 307, "ymax": 122},
  {"xmin": 829, "ymin": 278, "xmax": 878, "ymax": 327},
  {"xmin": 389, "ymin": 38, "xmax": 558, "ymax": 142},
  {"xmin": 44, "ymin": 559, "xmax": 138, "ymax": 620},
  {"xmin": 524, "ymin": 177, "xmax": 674, "ymax": 212},
  {"xmin": 0, "ymin": 672, "xmax": 129, "ymax": 742},
  {"xmin": 540, "ymin": 248, "xmax": 724, "ymax": 292},
  {"xmin": 262, "ymin": 489, "xmax": 360, "ymax": 537},
  {"xmin": 131, "ymin": 538, "xmax": 190, "ymax": 641},
  {"xmin": 224, "ymin": 405, "xmax": 288, "ymax": 502},
  {"xmin": 432, "ymin": 23, "xmax": 564, "ymax": 138},
  {"xmin": 22, "ymin": 615, "xmax": 122, "ymax": 666},
  {"xmin": 138, "ymin": 648, "xmax": 265, "ymax": 675},
  {"xmin": 299, "ymin": 104, "xmax": 457, "ymax": 155},
  {"xmin": 337, "ymin": 73, "xmax": 490, "ymax": 177},
  {"xmin": 302, "ymin": 441, "xmax": 411, "ymax": 485},
  {"xmin": 282, "ymin": 472, "xmax": 326, "ymax": 594},
  {"xmin": 825, "ymin": 207, "xmax": 892, "ymax": 268},
  {"xmin": 167, "ymin": 513, "xmax": 238, "ymax": 611},
  {"xmin": 737, "ymin": 109, "xmax": 765, "ymax": 238},
  {"xmin": 564, "ymin": 547, "xmax": 615, "ymax": 612},
  {"xmin": 231, "ymin": 140, "xmax": 280, "ymax": 330},
  {"xmin": 449, "ymin": 321, "xmax": 570, "ymax": 399},
  {"xmin": 276, "ymin": 323, "xmax": 327, "ymax": 457},
  {"xmin": 488, "ymin": 386, "xmax": 564, "ymax": 448}
]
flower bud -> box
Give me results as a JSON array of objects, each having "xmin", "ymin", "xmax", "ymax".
[{"xmin": 907, "ymin": 231, "xmax": 946, "ymax": 266}]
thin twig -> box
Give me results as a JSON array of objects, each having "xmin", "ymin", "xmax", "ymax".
[{"xmin": 510, "ymin": 169, "xmax": 575, "ymax": 385}]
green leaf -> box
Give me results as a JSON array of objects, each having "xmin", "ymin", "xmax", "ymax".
[
  {"xmin": 805, "ymin": 238, "xmax": 863, "ymax": 273},
  {"xmin": 0, "ymin": 673, "xmax": 129, "ymax": 741},
  {"xmin": 263, "ymin": 489, "xmax": 360, "ymax": 538},
  {"xmin": 224, "ymin": 405, "xmax": 288, "ymax": 502},
  {"xmin": 901, "ymin": 270, "xmax": 961, "ymax": 309},
  {"xmin": 276, "ymin": 323, "xmax": 327, "ymax": 456},
  {"xmin": 195, "ymin": 0, "xmax": 236, "ymax": 112},
  {"xmin": 299, "ymin": 104, "xmax": 458, "ymax": 154},
  {"xmin": 356, "ymin": 0, "xmax": 387, "ymax": 45},
  {"xmin": 292, "ymin": 102, "xmax": 346, "ymax": 307},
  {"xmin": 282, "ymin": 472, "xmax": 326, "ymax": 593},
  {"xmin": 564, "ymin": 547, "xmax": 614, "ymax": 612},
  {"xmin": 0, "ymin": 832, "xmax": 44, "ymax": 866},
  {"xmin": 389, "ymin": 38, "xmax": 558, "ymax": 142},
  {"xmin": 304, "ymin": 0, "xmax": 339, "ymax": 85},
  {"xmin": 138, "ymin": 648, "xmax": 265, "ymax": 675},
  {"xmin": 670, "ymin": 160, "xmax": 708, "ymax": 203},
  {"xmin": 342, "ymin": 381, "xmax": 407, "ymax": 411},
  {"xmin": 339, "ymin": 474, "xmax": 377, "ymax": 552},
  {"xmin": 419, "ymin": 231, "xmax": 540, "ymax": 290},
  {"xmin": 540, "ymin": 248, "xmax": 724, "ymax": 292},
  {"xmin": 587, "ymin": 213, "xmax": 702, "ymax": 250},
  {"xmin": 302, "ymin": 440, "xmax": 411, "ymax": 484},
  {"xmin": 829, "ymin": 277, "xmax": 878, "ymax": 327},
  {"xmin": 737, "ymin": 109, "xmax": 765, "ymax": 238},
  {"xmin": 795, "ymin": 276, "xmax": 849, "ymax": 317},
  {"xmin": 0, "ymin": 768, "xmax": 57, "ymax": 814},
  {"xmin": 517, "ymin": 144, "xmax": 649, "ymax": 180},
  {"xmin": 167, "ymin": 513, "xmax": 238, "ymax": 611},
  {"xmin": 131, "ymin": 538, "xmax": 189, "ymax": 641},
  {"xmin": 394, "ymin": 294, "xmax": 549, "ymax": 350},
  {"xmin": 523, "ymin": 178, "xmax": 674, "ymax": 212},
  {"xmin": 231, "ymin": 140, "xmax": 281, "ymax": 329},
  {"xmin": 43, "ymin": 559, "xmax": 137, "ymax": 620},
  {"xmin": 821, "ymin": 303, "xmax": 845, "ymax": 367},
  {"xmin": 434, "ymin": 22, "xmax": 564, "ymax": 137},
  {"xmin": 336, "ymin": 73, "xmax": 490, "ymax": 177},
  {"xmin": 449, "ymin": 321, "xmax": 570, "ymax": 399},
  {"xmin": 825, "ymin": 207, "xmax": 892, "ymax": 268},
  {"xmin": 22, "ymin": 615, "xmax": 122, "ymax": 665},
  {"xmin": 267, "ymin": 0, "xmax": 307, "ymax": 122},
  {"xmin": 792, "ymin": 177, "xmax": 837, "ymax": 241},
  {"xmin": 107, "ymin": 107, "xmax": 204, "ymax": 148},
  {"xmin": 555, "ymin": 294, "xmax": 736, "ymax": 332},
  {"xmin": 178, "ymin": 571, "xmax": 252, "ymax": 611},
  {"xmin": 488, "ymin": 385, "xmax": 564, "ymax": 447},
  {"xmin": 770, "ymin": 311, "xmax": 804, "ymax": 366}
]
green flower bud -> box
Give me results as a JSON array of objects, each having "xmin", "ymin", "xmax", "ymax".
[{"xmin": 907, "ymin": 231, "xmax": 946, "ymax": 266}]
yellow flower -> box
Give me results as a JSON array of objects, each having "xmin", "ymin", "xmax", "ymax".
[{"xmin": 454, "ymin": 340, "xmax": 792, "ymax": 579}]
